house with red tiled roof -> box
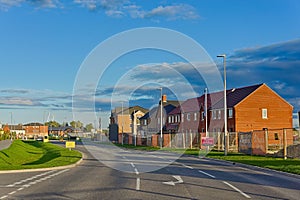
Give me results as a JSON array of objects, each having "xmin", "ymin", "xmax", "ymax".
[{"xmin": 167, "ymin": 83, "xmax": 293, "ymax": 135}]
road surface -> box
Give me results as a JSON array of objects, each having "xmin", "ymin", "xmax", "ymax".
[{"xmin": 0, "ymin": 139, "xmax": 299, "ymax": 199}]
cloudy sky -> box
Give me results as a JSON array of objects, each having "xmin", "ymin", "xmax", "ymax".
[{"xmin": 0, "ymin": 0, "xmax": 299, "ymax": 127}]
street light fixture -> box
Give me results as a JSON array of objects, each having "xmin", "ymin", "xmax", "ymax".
[{"xmin": 217, "ymin": 54, "xmax": 228, "ymax": 156}]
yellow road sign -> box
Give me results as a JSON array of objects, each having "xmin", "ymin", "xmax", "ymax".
[{"xmin": 65, "ymin": 141, "xmax": 75, "ymax": 149}]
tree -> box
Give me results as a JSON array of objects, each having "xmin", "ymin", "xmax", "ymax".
[
  {"xmin": 70, "ymin": 120, "xmax": 83, "ymax": 129},
  {"xmin": 45, "ymin": 121, "xmax": 61, "ymax": 127},
  {"xmin": 85, "ymin": 123, "xmax": 94, "ymax": 132}
]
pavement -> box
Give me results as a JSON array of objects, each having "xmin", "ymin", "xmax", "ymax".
[{"xmin": 0, "ymin": 139, "xmax": 12, "ymax": 151}]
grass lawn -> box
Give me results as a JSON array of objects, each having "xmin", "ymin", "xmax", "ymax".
[
  {"xmin": 206, "ymin": 151, "xmax": 300, "ymax": 175},
  {"xmin": 0, "ymin": 140, "xmax": 82, "ymax": 170},
  {"xmin": 114, "ymin": 143, "xmax": 300, "ymax": 175}
]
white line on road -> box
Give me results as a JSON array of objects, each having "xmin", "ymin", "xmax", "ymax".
[
  {"xmin": 181, "ymin": 163, "xmax": 193, "ymax": 169},
  {"xmin": 198, "ymin": 170, "xmax": 216, "ymax": 179},
  {"xmin": 134, "ymin": 168, "xmax": 139, "ymax": 175},
  {"xmin": 223, "ymin": 181, "xmax": 251, "ymax": 199},
  {"xmin": 136, "ymin": 178, "xmax": 140, "ymax": 190},
  {"xmin": 8, "ymin": 191, "xmax": 16, "ymax": 195},
  {"xmin": 3, "ymin": 169, "xmax": 70, "ymax": 199},
  {"xmin": 130, "ymin": 162, "xmax": 135, "ymax": 168}
]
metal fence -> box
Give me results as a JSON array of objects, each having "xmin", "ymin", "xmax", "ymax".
[{"xmin": 108, "ymin": 128, "xmax": 300, "ymax": 158}]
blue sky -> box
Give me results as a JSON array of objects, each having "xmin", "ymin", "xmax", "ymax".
[{"xmin": 0, "ymin": 0, "xmax": 299, "ymax": 128}]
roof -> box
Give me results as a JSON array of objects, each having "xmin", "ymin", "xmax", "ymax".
[
  {"xmin": 8, "ymin": 125, "xmax": 24, "ymax": 130},
  {"xmin": 114, "ymin": 105, "xmax": 148, "ymax": 115},
  {"xmin": 168, "ymin": 90, "xmax": 224, "ymax": 114},
  {"xmin": 23, "ymin": 122, "xmax": 45, "ymax": 126},
  {"xmin": 48, "ymin": 126, "xmax": 74, "ymax": 131},
  {"xmin": 212, "ymin": 83, "xmax": 263, "ymax": 109},
  {"xmin": 169, "ymin": 83, "xmax": 264, "ymax": 114},
  {"xmin": 139, "ymin": 104, "xmax": 177, "ymax": 120}
]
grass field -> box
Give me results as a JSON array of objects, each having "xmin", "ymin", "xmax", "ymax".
[
  {"xmin": 114, "ymin": 144, "xmax": 300, "ymax": 175},
  {"xmin": 0, "ymin": 140, "xmax": 82, "ymax": 170},
  {"xmin": 205, "ymin": 151, "xmax": 300, "ymax": 175}
]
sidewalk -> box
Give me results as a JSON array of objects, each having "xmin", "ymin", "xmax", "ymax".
[{"xmin": 0, "ymin": 139, "xmax": 12, "ymax": 151}]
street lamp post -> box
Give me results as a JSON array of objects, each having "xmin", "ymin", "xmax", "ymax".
[
  {"xmin": 121, "ymin": 101, "xmax": 124, "ymax": 145},
  {"xmin": 159, "ymin": 87, "xmax": 163, "ymax": 149},
  {"xmin": 217, "ymin": 54, "xmax": 228, "ymax": 156}
]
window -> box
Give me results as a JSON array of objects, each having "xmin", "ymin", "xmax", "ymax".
[
  {"xmin": 171, "ymin": 116, "xmax": 174, "ymax": 123},
  {"xmin": 217, "ymin": 110, "xmax": 221, "ymax": 119},
  {"xmin": 262, "ymin": 108, "xmax": 268, "ymax": 119},
  {"xmin": 187, "ymin": 113, "xmax": 191, "ymax": 121},
  {"xmin": 212, "ymin": 110, "xmax": 216, "ymax": 120},
  {"xmin": 201, "ymin": 111, "xmax": 205, "ymax": 121},
  {"xmin": 168, "ymin": 116, "xmax": 171, "ymax": 123},
  {"xmin": 178, "ymin": 115, "xmax": 181, "ymax": 123},
  {"xmin": 194, "ymin": 113, "xmax": 197, "ymax": 121},
  {"xmin": 181, "ymin": 114, "xmax": 184, "ymax": 122},
  {"xmin": 143, "ymin": 119, "xmax": 147, "ymax": 126},
  {"xmin": 228, "ymin": 108, "xmax": 233, "ymax": 118}
]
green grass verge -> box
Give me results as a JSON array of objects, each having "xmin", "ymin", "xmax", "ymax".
[
  {"xmin": 206, "ymin": 151, "xmax": 300, "ymax": 175},
  {"xmin": 0, "ymin": 140, "xmax": 82, "ymax": 170},
  {"xmin": 114, "ymin": 143, "xmax": 300, "ymax": 175}
]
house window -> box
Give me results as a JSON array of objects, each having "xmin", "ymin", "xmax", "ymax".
[
  {"xmin": 143, "ymin": 120, "xmax": 147, "ymax": 126},
  {"xmin": 171, "ymin": 116, "xmax": 174, "ymax": 123},
  {"xmin": 262, "ymin": 108, "xmax": 268, "ymax": 119},
  {"xmin": 168, "ymin": 116, "xmax": 171, "ymax": 123},
  {"xmin": 228, "ymin": 108, "xmax": 233, "ymax": 118},
  {"xmin": 217, "ymin": 110, "xmax": 221, "ymax": 119},
  {"xmin": 201, "ymin": 111, "xmax": 205, "ymax": 121},
  {"xmin": 194, "ymin": 113, "xmax": 197, "ymax": 121},
  {"xmin": 181, "ymin": 114, "xmax": 184, "ymax": 122},
  {"xmin": 178, "ymin": 115, "xmax": 181, "ymax": 123},
  {"xmin": 212, "ymin": 110, "xmax": 216, "ymax": 120},
  {"xmin": 187, "ymin": 113, "xmax": 191, "ymax": 121}
]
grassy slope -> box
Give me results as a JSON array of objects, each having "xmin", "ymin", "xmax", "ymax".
[{"xmin": 0, "ymin": 140, "xmax": 82, "ymax": 170}]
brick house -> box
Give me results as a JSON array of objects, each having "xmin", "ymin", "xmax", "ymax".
[
  {"xmin": 167, "ymin": 83, "xmax": 293, "ymax": 145},
  {"xmin": 23, "ymin": 122, "xmax": 48, "ymax": 139},
  {"xmin": 209, "ymin": 83, "xmax": 293, "ymax": 132},
  {"xmin": 109, "ymin": 106, "xmax": 148, "ymax": 144}
]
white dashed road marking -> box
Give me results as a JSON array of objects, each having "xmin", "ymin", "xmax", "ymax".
[
  {"xmin": 198, "ymin": 170, "xmax": 216, "ymax": 179},
  {"xmin": 223, "ymin": 181, "xmax": 251, "ymax": 199},
  {"xmin": 1, "ymin": 169, "xmax": 69, "ymax": 199}
]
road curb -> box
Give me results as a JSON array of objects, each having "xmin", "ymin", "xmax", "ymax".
[{"xmin": 0, "ymin": 151, "xmax": 85, "ymax": 174}]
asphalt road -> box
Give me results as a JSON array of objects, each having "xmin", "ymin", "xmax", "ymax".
[{"xmin": 0, "ymin": 139, "xmax": 299, "ymax": 199}]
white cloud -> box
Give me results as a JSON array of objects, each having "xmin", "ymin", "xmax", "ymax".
[
  {"xmin": 0, "ymin": 0, "xmax": 60, "ymax": 10},
  {"xmin": 0, "ymin": 98, "xmax": 35, "ymax": 106},
  {"xmin": 144, "ymin": 4, "xmax": 199, "ymax": 20},
  {"xmin": 0, "ymin": 0, "xmax": 200, "ymax": 21}
]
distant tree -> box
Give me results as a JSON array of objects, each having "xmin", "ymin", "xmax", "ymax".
[
  {"xmin": 85, "ymin": 123, "xmax": 94, "ymax": 132},
  {"xmin": 45, "ymin": 121, "xmax": 61, "ymax": 127},
  {"xmin": 70, "ymin": 120, "xmax": 83, "ymax": 129}
]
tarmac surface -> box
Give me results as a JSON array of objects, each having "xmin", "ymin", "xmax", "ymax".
[{"xmin": 0, "ymin": 139, "xmax": 12, "ymax": 151}]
